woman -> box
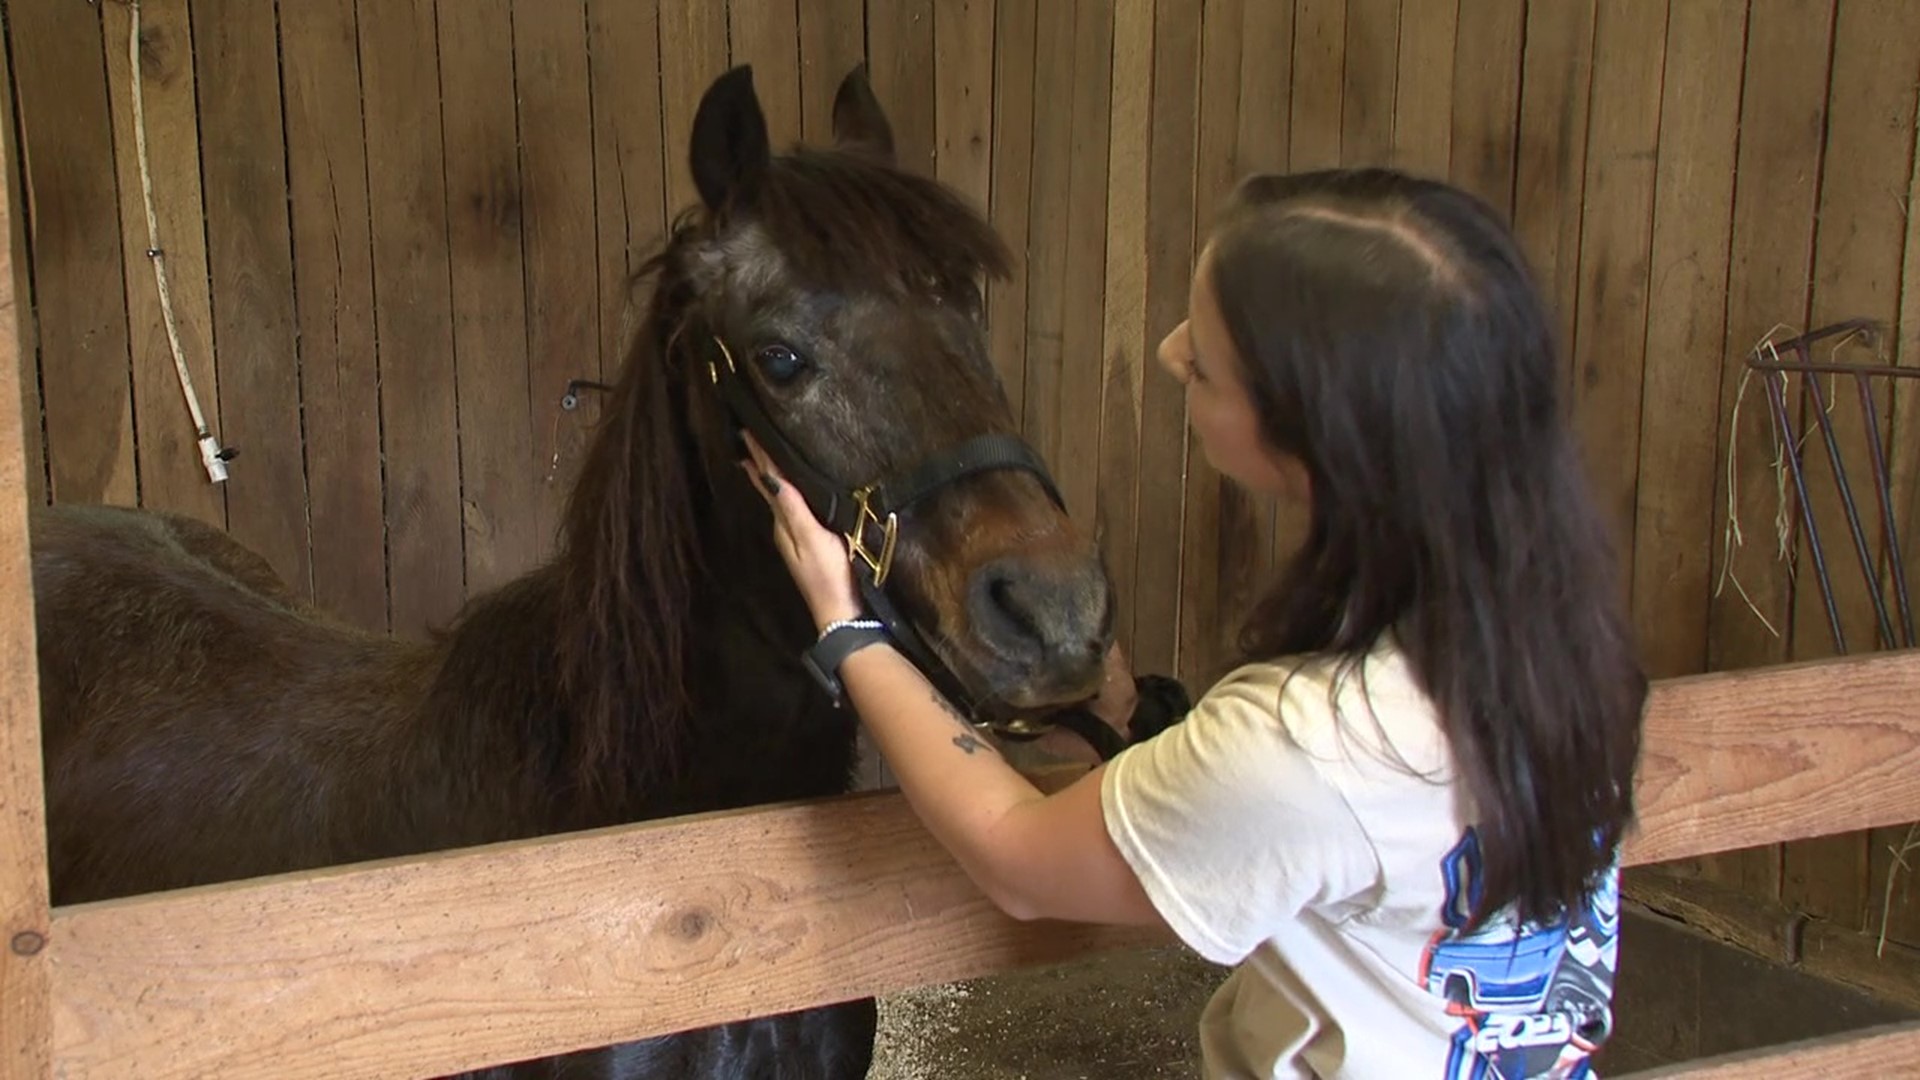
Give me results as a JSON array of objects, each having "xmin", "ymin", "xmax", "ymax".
[{"xmin": 743, "ymin": 167, "xmax": 1646, "ymax": 1079}]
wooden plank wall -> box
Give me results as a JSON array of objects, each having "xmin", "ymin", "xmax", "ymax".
[{"xmin": 5, "ymin": 0, "xmax": 1919, "ymax": 945}]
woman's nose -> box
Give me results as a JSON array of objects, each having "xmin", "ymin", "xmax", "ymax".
[{"xmin": 1155, "ymin": 320, "xmax": 1188, "ymax": 379}]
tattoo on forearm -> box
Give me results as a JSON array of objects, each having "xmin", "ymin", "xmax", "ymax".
[
  {"xmin": 931, "ymin": 691, "xmax": 1000, "ymax": 757},
  {"xmin": 930, "ymin": 690, "xmax": 968, "ymax": 725}
]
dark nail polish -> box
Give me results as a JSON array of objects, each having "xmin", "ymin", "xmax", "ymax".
[{"xmin": 762, "ymin": 473, "xmax": 781, "ymax": 495}]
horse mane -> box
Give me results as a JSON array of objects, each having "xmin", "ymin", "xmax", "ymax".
[
  {"xmin": 551, "ymin": 243, "xmax": 696, "ymax": 819},
  {"xmin": 546, "ymin": 147, "xmax": 1011, "ymax": 819}
]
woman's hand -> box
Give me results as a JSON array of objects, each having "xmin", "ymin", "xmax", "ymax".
[{"xmin": 739, "ymin": 432, "xmax": 863, "ymax": 631}]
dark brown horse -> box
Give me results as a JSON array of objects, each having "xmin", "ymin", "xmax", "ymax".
[{"xmin": 29, "ymin": 66, "xmax": 1113, "ymax": 1079}]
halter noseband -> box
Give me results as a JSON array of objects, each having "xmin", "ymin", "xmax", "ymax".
[{"xmin": 705, "ymin": 335, "xmax": 1063, "ymax": 722}]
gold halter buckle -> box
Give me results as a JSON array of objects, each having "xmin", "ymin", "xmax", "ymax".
[{"xmin": 846, "ymin": 484, "xmax": 899, "ymax": 587}]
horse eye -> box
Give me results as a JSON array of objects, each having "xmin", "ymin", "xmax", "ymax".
[{"xmin": 754, "ymin": 344, "xmax": 808, "ymax": 384}]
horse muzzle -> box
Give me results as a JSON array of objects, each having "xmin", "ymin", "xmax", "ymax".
[{"xmin": 965, "ymin": 552, "xmax": 1112, "ymax": 707}]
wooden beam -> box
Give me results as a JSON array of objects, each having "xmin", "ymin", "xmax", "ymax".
[
  {"xmin": 1625, "ymin": 649, "xmax": 1920, "ymax": 867},
  {"xmin": 0, "ymin": 7, "xmax": 50, "ymax": 1072},
  {"xmin": 1619, "ymin": 1019, "xmax": 1920, "ymax": 1078},
  {"xmin": 48, "ymin": 789, "xmax": 1165, "ymax": 1079},
  {"xmin": 37, "ymin": 648, "xmax": 1920, "ymax": 1078}
]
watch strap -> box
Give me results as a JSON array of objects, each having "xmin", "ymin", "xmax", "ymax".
[{"xmin": 802, "ymin": 618, "xmax": 888, "ymax": 707}]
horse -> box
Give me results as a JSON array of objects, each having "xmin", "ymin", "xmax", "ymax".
[{"xmin": 28, "ymin": 64, "xmax": 1115, "ymax": 1079}]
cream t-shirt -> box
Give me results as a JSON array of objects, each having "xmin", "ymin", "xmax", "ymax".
[{"xmin": 1101, "ymin": 644, "xmax": 1620, "ymax": 1079}]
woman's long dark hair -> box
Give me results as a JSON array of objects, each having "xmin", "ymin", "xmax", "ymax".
[{"xmin": 1211, "ymin": 168, "xmax": 1646, "ymax": 928}]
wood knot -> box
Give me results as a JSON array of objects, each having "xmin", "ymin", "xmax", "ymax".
[
  {"xmin": 465, "ymin": 174, "xmax": 523, "ymax": 231},
  {"xmin": 671, "ymin": 908, "xmax": 711, "ymax": 941},
  {"xmin": 10, "ymin": 930, "xmax": 46, "ymax": 956},
  {"xmin": 137, "ymin": 26, "xmax": 174, "ymax": 82}
]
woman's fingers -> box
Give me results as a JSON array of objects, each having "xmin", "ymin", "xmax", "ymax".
[
  {"xmin": 740, "ymin": 430, "xmax": 772, "ymax": 472},
  {"xmin": 740, "ymin": 434, "xmax": 777, "ymax": 498},
  {"xmin": 741, "ymin": 435, "xmax": 837, "ymax": 552},
  {"xmin": 740, "ymin": 433, "xmax": 808, "ymax": 521},
  {"xmin": 738, "ymin": 431, "xmax": 864, "ymax": 627}
]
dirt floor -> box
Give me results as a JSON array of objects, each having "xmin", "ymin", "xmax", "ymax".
[{"xmin": 867, "ymin": 945, "xmax": 1225, "ymax": 1080}]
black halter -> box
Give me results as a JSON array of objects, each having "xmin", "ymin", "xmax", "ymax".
[{"xmin": 704, "ymin": 335, "xmax": 1063, "ymax": 723}]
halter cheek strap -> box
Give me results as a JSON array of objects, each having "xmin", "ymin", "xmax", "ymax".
[{"xmin": 704, "ymin": 335, "xmax": 1062, "ymax": 720}]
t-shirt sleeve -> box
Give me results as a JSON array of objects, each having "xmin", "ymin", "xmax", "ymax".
[{"xmin": 1100, "ymin": 666, "xmax": 1380, "ymax": 965}]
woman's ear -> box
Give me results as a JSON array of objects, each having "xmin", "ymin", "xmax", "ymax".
[
  {"xmin": 831, "ymin": 65, "xmax": 896, "ymax": 163},
  {"xmin": 689, "ymin": 65, "xmax": 772, "ymax": 212}
]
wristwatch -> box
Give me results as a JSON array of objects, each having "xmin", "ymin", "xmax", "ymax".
[{"xmin": 802, "ymin": 617, "xmax": 889, "ymax": 708}]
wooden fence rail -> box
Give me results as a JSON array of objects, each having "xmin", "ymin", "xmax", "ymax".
[{"xmin": 16, "ymin": 648, "xmax": 1920, "ymax": 1078}]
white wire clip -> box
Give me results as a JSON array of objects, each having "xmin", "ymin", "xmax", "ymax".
[{"xmin": 197, "ymin": 431, "xmax": 230, "ymax": 484}]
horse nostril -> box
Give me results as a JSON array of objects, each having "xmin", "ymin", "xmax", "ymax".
[{"xmin": 981, "ymin": 569, "xmax": 1043, "ymax": 646}]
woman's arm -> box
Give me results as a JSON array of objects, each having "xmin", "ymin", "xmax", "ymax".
[
  {"xmin": 739, "ymin": 437, "xmax": 1163, "ymax": 928},
  {"xmin": 837, "ymin": 641, "xmax": 1163, "ymax": 926}
]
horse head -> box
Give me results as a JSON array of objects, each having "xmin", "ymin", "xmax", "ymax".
[{"xmin": 667, "ymin": 65, "xmax": 1115, "ymax": 721}]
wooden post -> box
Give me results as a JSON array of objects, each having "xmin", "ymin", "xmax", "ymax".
[{"xmin": 0, "ymin": 12, "xmax": 51, "ymax": 1072}]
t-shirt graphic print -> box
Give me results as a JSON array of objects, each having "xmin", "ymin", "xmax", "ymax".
[{"xmin": 1419, "ymin": 829, "xmax": 1620, "ymax": 1080}]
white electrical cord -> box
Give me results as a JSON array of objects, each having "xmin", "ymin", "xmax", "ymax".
[{"xmin": 127, "ymin": 0, "xmax": 229, "ymax": 483}]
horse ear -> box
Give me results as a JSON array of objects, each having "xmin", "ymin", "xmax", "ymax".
[
  {"xmin": 689, "ymin": 65, "xmax": 771, "ymax": 212},
  {"xmin": 831, "ymin": 65, "xmax": 895, "ymax": 163}
]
